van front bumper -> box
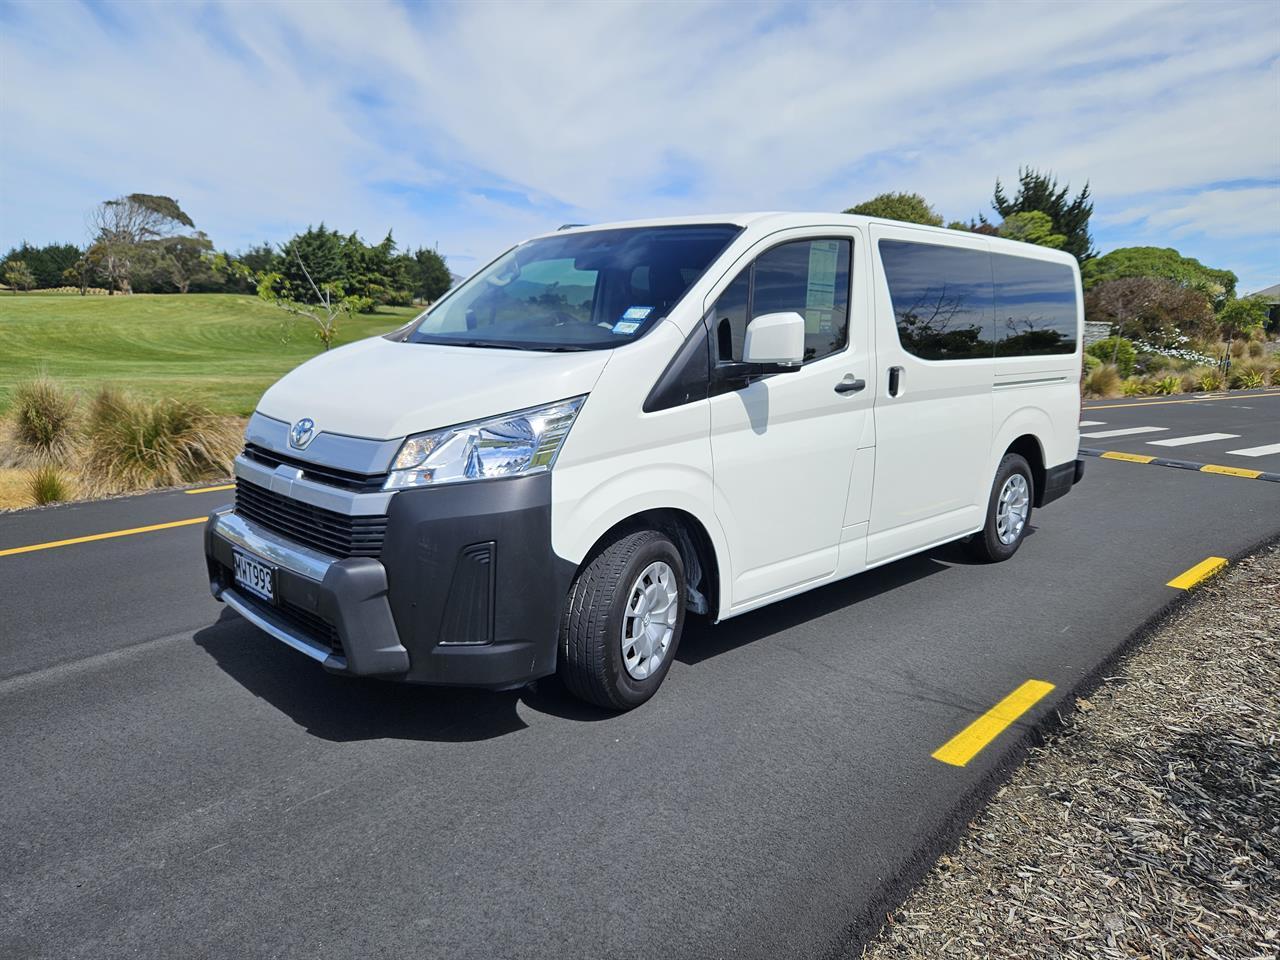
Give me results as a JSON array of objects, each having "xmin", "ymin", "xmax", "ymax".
[{"xmin": 204, "ymin": 473, "xmax": 576, "ymax": 689}]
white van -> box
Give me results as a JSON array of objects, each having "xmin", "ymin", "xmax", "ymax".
[{"xmin": 205, "ymin": 213, "xmax": 1084, "ymax": 709}]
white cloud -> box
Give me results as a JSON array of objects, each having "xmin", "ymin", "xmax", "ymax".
[
  {"xmin": 1, "ymin": 0, "xmax": 1277, "ymax": 286},
  {"xmin": 1104, "ymin": 185, "xmax": 1280, "ymax": 237}
]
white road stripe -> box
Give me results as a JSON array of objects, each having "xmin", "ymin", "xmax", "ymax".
[
  {"xmin": 1146, "ymin": 433, "xmax": 1240, "ymax": 447},
  {"xmin": 1079, "ymin": 420, "xmax": 1105, "ymax": 427},
  {"xmin": 1225, "ymin": 442, "xmax": 1280, "ymax": 458},
  {"xmin": 1079, "ymin": 426, "xmax": 1169, "ymax": 438}
]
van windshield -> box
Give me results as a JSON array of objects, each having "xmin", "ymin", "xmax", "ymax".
[{"xmin": 406, "ymin": 224, "xmax": 741, "ymax": 351}]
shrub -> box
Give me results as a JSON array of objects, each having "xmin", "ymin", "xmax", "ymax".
[
  {"xmin": 1196, "ymin": 369, "xmax": 1224, "ymax": 391},
  {"xmin": 1151, "ymin": 375, "xmax": 1181, "ymax": 395},
  {"xmin": 1121, "ymin": 377, "xmax": 1148, "ymax": 397},
  {"xmin": 1082, "ymin": 352, "xmax": 1102, "ymax": 376},
  {"xmin": 11, "ymin": 376, "xmax": 78, "ymax": 462},
  {"xmin": 1083, "ymin": 363, "xmax": 1121, "ymax": 397},
  {"xmin": 1087, "ymin": 337, "xmax": 1137, "ymax": 377},
  {"xmin": 1247, "ymin": 340, "xmax": 1265, "ymax": 358},
  {"xmin": 1138, "ymin": 352, "xmax": 1173, "ymax": 373},
  {"xmin": 81, "ymin": 390, "xmax": 240, "ymax": 495},
  {"xmin": 1231, "ymin": 365, "xmax": 1266, "ymax": 390},
  {"xmin": 27, "ymin": 464, "xmax": 71, "ymax": 505},
  {"xmin": 1229, "ymin": 338, "xmax": 1247, "ymax": 358}
]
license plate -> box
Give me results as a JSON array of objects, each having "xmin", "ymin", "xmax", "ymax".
[{"xmin": 233, "ymin": 550, "xmax": 276, "ymax": 603}]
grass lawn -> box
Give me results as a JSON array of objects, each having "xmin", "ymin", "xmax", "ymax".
[{"xmin": 0, "ymin": 292, "xmax": 417, "ymax": 417}]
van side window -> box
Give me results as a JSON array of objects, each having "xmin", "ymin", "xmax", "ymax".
[
  {"xmin": 992, "ymin": 254, "xmax": 1078, "ymax": 356},
  {"xmin": 878, "ymin": 240, "xmax": 994, "ymax": 361},
  {"xmin": 710, "ymin": 238, "xmax": 852, "ymax": 364}
]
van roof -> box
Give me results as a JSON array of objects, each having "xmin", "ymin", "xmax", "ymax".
[{"xmin": 538, "ymin": 213, "xmax": 1079, "ymax": 265}]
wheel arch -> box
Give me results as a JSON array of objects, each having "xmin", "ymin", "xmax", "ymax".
[
  {"xmin": 578, "ymin": 508, "xmax": 724, "ymax": 622},
  {"xmin": 1004, "ymin": 433, "xmax": 1048, "ymax": 506}
]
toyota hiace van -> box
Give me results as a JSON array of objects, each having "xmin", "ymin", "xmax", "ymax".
[{"xmin": 205, "ymin": 213, "xmax": 1084, "ymax": 709}]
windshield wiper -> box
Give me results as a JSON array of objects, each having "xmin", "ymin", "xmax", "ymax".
[{"xmin": 416, "ymin": 337, "xmax": 598, "ymax": 352}]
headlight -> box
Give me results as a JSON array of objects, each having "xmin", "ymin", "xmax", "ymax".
[{"xmin": 383, "ymin": 396, "xmax": 586, "ymax": 490}]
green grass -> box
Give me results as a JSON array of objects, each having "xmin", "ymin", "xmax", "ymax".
[{"xmin": 0, "ymin": 293, "xmax": 417, "ymax": 417}]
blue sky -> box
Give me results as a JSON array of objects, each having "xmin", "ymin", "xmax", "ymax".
[{"xmin": 1, "ymin": 0, "xmax": 1277, "ymax": 292}]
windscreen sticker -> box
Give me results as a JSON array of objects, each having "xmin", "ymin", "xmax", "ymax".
[
  {"xmin": 621, "ymin": 305, "xmax": 654, "ymax": 321},
  {"xmin": 611, "ymin": 320, "xmax": 643, "ymax": 335}
]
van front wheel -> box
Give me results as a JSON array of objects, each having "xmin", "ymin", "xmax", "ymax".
[
  {"xmin": 558, "ymin": 529, "xmax": 687, "ymax": 710},
  {"xmin": 967, "ymin": 453, "xmax": 1034, "ymax": 562}
]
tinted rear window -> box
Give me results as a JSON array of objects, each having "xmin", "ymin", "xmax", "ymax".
[{"xmin": 992, "ymin": 254, "xmax": 1078, "ymax": 355}]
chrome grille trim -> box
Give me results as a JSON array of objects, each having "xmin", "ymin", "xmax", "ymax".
[{"xmin": 234, "ymin": 455, "xmax": 393, "ymax": 516}]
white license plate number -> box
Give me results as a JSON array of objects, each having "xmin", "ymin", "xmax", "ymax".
[{"xmin": 233, "ymin": 550, "xmax": 276, "ymax": 603}]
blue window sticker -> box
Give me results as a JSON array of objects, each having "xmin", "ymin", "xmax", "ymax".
[
  {"xmin": 622, "ymin": 305, "xmax": 653, "ymax": 321},
  {"xmin": 611, "ymin": 320, "xmax": 642, "ymax": 335}
]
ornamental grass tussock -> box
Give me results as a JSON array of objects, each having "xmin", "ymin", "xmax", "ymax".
[
  {"xmin": 864, "ymin": 544, "xmax": 1280, "ymax": 960},
  {"xmin": 79, "ymin": 386, "xmax": 240, "ymax": 496}
]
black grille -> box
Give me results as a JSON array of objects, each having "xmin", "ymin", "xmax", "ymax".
[
  {"xmin": 235, "ymin": 480, "xmax": 387, "ymax": 559},
  {"xmin": 243, "ymin": 444, "xmax": 387, "ymax": 492}
]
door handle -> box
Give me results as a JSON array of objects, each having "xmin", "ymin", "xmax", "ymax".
[
  {"xmin": 887, "ymin": 366, "xmax": 904, "ymax": 397},
  {"xmin": 834, "ymin": 377, "xmax": 866, "ymax": 395}
]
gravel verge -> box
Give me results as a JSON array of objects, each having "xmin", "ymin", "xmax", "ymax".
[{"xmin": 862, "ymin": 543, "xmax": 1280, "ymax": 960}]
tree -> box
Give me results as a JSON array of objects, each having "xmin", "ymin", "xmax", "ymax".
[
  {"xmin": 275, "ymin": 225, "xmax": 344, "ymax": 300},
  {"xmin": 62, "ymin": 248, "xmax": 95, "ymax": 295},
  {"xmin": 159, "ymin": 232, "xmax": 215, "ymax": 293},
  {"xmin": 992, "ymin": 168, "xmax": 1094, "ymax": 261},
  {"xmin": 410, "ymin": 246, "xmax": 452, "ymax": 302},
  {"xmin": 1084, "ymin": 277, "xmax": 1215, "ymax": 344},
  {"xmin": 997, "ymin": 210, "xmax": 1067, "ymax": 249},
  {"xmin": 216, "ymin": 247, "xmax": 362, "ymax": 351},
  {"xmin": 1, "ymin": 242, "xmax": 82, "ymax": 288},
  {"xmin": 1217, "ymin": 296, "xmax": 1269, "ymax": 356},
  {"xmin": 3, "ymin": 260, "xmax": 35, "ymax": 293},
  {"xmin": 87, "ymin": 193, "xmax": 198, "ymax": 294},
  {"xmin": 844, "ymin": 192, "xmax": 943, "ymax": 227},
  {"xmin": 1079, "ymin": 246, "xmax": 1237, "ymax": 306}
]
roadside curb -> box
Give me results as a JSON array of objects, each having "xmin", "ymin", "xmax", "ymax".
[
  {"xmin": 1078, "ymin": 447, "xmax": 1280, "ymax": 483},
  {"xmin": 827, "ymin": 528, "xmax": 1280, "ymax": 960}
]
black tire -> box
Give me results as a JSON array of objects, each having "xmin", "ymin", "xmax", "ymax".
[
  {"xmin": 558, "ymin": 529, "xmax": 687, "ymax": 710},
  {"xmin": 966, "ymin": 453, "xmax": 1034, "ymax": 563}
]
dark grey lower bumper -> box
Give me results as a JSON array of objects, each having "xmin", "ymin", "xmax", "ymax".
[
  {"xmin": 204, "ymin": 473, "xmax": 577, "ymax": 689},
  {"xmin": 1038, "ymin": 458, "xmax": 1084, "ymax": 508}
]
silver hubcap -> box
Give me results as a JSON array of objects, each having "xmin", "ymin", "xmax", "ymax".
[
  {"xmin": 621, "ymin": 561, "xmax": 678, "ymax": 681},
  {"xmin": 996, "ymin": 473, "xmax": 1030, "ymax": 545}
]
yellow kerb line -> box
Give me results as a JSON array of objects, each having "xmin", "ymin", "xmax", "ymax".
[
  {"xmin": 1167, "ymin": 556, "xmax": 1227, "ymax": 590},
  {"xmin": 932, "ymin": 679, "xmax": 1055, "ymax": 768},
  {"xmin": 0, "ymin": 517, "xmax": 207, "ymax": 558},
  {"xmin": 1099, "ymin": 451, "xmax": 1155, "ymax": 463},
  {"xmin": 184, "ymin": 484, "xmax": 234, "ymax": 494},
  {"xmin": 1200, "ymin": 464, "xmax": 1262, "ymax": 479}
]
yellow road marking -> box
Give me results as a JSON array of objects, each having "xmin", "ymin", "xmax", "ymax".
[
  {"xmin": 1085, "ymin": 390, "xmax": 1280, "ymax": 411},
  {"xmin": 0, "ymin": 517, "xmax": 206, "ymax": 558},
  {"xmin": 932, "ymin": 679, "xmax": 1056, "ymax": 768},
  {"xmin": 1166, "ymin": 556, "xmax": 1228, "ymax": 590},
  {"xmin": 1100, "ymin": 451, "xmax": 1156, "ymax": 463},
  {"xmin": 184, "ymin": 484, "xmax": 234, "ymax": 495},
  {"xmin": 1200, "ymin": 464, "xmax": 1262, "ymax": 479}
]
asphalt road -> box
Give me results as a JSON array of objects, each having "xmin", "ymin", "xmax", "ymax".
[
  {"xmin": 3, "ymin": 405, "xmax": 1279, "ymax": 959},
  {"xmin": 1080, "ymin": 387, "xmax": 1280, "ymax": 470}
]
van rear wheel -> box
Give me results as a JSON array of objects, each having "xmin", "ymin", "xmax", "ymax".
[
  {"xmin": 558, "ymin": 529, "xmax": 686, "ymax": 710},
  {"xmin": 967, "ymin": 453, "xmax": 1033, "ymax": 562}
]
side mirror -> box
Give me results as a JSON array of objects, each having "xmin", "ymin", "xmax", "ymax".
[{"xmin": 744, "ymin": 311, "xmax": 804, "ymax": 367}]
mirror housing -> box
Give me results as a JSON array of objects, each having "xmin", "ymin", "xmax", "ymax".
[{"xmin": 743, "ymin": 311, "xmax": 805, "ymax": 367}]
